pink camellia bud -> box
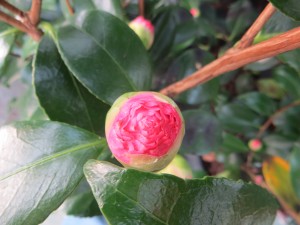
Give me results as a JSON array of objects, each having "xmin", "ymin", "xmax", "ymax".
[
  {"xmin": 248, "ymin": 139, "xmax": 263, "ymax": 151},
  {"xmin": 105, "ymin": 92, "xmax": 185, "ymax": 172},
  {"xmin": 129, "ymin": 16, "xmax": 154, "ymax": 50},
  {"xmin": 190, "ymin": 8, "xmax": 200, "ymax": 18}
]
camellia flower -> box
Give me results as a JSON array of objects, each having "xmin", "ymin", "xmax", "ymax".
[
  {"xmin": 129, "ymin": 16, "xmax": 154, "ymax": 50},
  {"xmin": 105, "ymin": 92, "xmax": 185, "ymax": 172}
]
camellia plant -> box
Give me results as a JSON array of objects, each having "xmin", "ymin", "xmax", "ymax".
[{"xmin": 1, "ymin": 0, "xmax": 300, "ymax": 225}]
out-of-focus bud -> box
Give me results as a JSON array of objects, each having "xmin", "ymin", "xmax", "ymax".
[
  {"xmin": 189, "ymin": 8, "xmax": 200, "ymax": 18},
  {"xmin": 129, "ymin": 16, "xmax": 154, "ymax": 49},
  {"xmin": 159, "ymin": 154, "xmax": 193, "ymax": 179},
  {"xmin": 248, "ymin": 139, "xmax": 263, "ymax": 152},
  {"xmin": 105, "ymin": 92, "xmax": 185, "ymax": 172}
]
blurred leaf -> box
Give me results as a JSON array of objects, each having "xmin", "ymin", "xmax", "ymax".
[
  {"xmin": 217, "ymin": 102, "xmax": 261, "ymax": 134},
  {"xmin": 182, "ymin": 109, "xmax": 222, "ymax": 154},
  {"xmin": 226, "ymin": 0, "xmax": 255, "ymax": 41},
  {"xmin": 151, "ymin": 6, "xmax": 190, "ymax": 63},
  {"xmin": 277, "ymin": 49, "xmax": 300, "ymax": 73},
  {"xmin": 170, "ymin": 50, "xmax": 218, "ymax": 105},
  {"xmin": 269, "ymin": 0, "xmax": 300, "ymax": 21},
  {"xmin": 65, "ymin": 179, "xmax": 101, "ymax": 217},
  {"xmin": 262, "ymin": 156, "xmax": 300, "ymax": 208},
  {"xmin": 221, "ymin": 132, "xmax": 249, "ymax": 154},
  {"xmin": 245, "ymin": 58, "xmax": 279, "ymax": 72},
  {"xmin": 0, "ymin": 28, "xmax": 17, "ymax": 81},
  {"xmin": 58, "ymin": 10, "xmax": 151, "ymax": 105},
  {"xmin": 237, "ymin": 92, "xmax": 276, "ymax": 117},
  {"xmin": 234, "ymin": 72, "xmax": 255, "ymax": 94},
  {"xmin": 60, "ymin": 0, "xmax": 123, "ymax": 19},
  {"xmin": 8, "ymin": 84, "xmax": 40, "ymax": 121},
  {"xmin": 257, "ymin": 78, "xmax": 285, "ymax": 99},
  {"xmin": 263, "ymin": 11, "xmax": 300, "ymax": 33},
  {"xmin": 21, "ymin": 36, "xmax": 38, "ymax": 60},
  {"xmin": 263, "ymin": 134, "xmax": 295, "ymax": 157},
  {"xmin": 290, "ymin": 145, "xmax": 300, "ymax": 200},
  {"xmin": 34, "ymin": 35, "xmax": 110, "ymax": 135},
  {"xmin": 273, "ymin": 105, "xmax": 300, "ymax": 139},
  {"xmin": 273, "ymin": 65, "xmax": 300, "ymax": 99},
  {"xmin": 84, "ymin": 160, "xmax": 278, "ymax": 225},
  {"xmin": 0, "ymin": 121, "xmax": 106, "ymax": 225}
]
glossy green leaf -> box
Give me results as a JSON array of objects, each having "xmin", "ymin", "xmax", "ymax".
[
  {"xmin": 58, "ymin": 10, "xmax": 151, "ymax": 105},
  {"xmin": 237, "ymin": 92, "xmax": 276, "ymax": 116},
  {"xmin": 182, "ymin": 109, "xmax": 222, "ymax": 154},
  {"xmin": 34, "ymin": 35, "xmax": 110, "ymax": 135},
  {"xmin": 84, "ymin": 160, "xmax": 278, "ymax": 225},
  {"xmin": 0, "ymin": 121, "xmax": 105, "ymax": 225},
  {"xmin": 269, "ymin": 0, "xmax": 300, "ymax": 21},
  {"xmin": 290, "ymin": 145, "xmax": 300, "ymax": 199},
  {"xmin": 217, "ymin": 102, "xmax": 261, "ymax": 134}
]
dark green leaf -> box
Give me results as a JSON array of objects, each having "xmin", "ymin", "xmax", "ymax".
[
  {"xmin": 273, "ymin": 65, "xmax": 300, "ymax": 99},
  {"xmin": 0, "ymin": 121, "xmax": 106, "ymax": 225},
  {"xmin": 278, "ymin": 49, "xmax": 300, "ymax": 73},
  {"xmin": 269, "ymin": 0, "xmax": 300, "ymax": 21},
  {"xmin": 65, "ymin": 179, "xmax": 101, "ymax": 217},
  {"xmin": 34, "ymin": 35, "xmax": 110, "ymax": 135},
  {"xmin": 217, "ymin": 102, "xmax": 261, "ymax": 134},
  {"xmin": 84, "ymin": 160, "xmax": 278, "ymax": 225},
  {"xmin": 237, "ymin": 92, "xmax": 276, "ymax": 117},
  {"xmin": 273, "ymin": 105, "xmax": 300, "ymax": 139},
  {"xmin": 182, "ymin": 109, "xmax": 222, "ymax": 154},
  {"xmin": 151, "ymin": 6, "xmax": 190, "ymax": 63},
  {"xmin": 170, "ymin": 50, "xmax": 218, "ymax": 105},
  {"xmin": 221, "ymin": 132, "xmax": 249, "ymax": 154},
  {"xmin": 58, "ymin": 10, "xmax": 151, "ymax": 104},
  {"xmin": 290, "ymin": 145, "xmax": 300, "ymax": 199}
]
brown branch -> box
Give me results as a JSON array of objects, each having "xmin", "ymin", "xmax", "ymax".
[
  {"xmin": 65, "ymin": 0, "xmax": 74, "ymax": 15},
  {"xmin": 242, "ymin": 166, "xmax": 300, "ymax": 224},
  {"xmin": 0, "ymin": 0, "xmax": 43, "ymax": 41},
  {"xmin": 0, "ymin": 11, "xmax": 29, "ymax": 33},
  {"xmin": 160, "ymin": 3, "xmax": 278, "ymax": 96},
  {"xmin": 28, "ymin": 0, "xmax": 42, "ymax": 26},
  {"xmin": 0, "ymin": 0, "xmax": 24, "ymax": 17},
  {"xmin": 138, "ymin": 0, "xmax": 144, "ymax": 17},
  {"xmin": 256, "ymin": 100, "xmax": 300, "ymax": 138},
  {"xmin": 160, "ymin": 26, "xmax": 300, "ymax": 97},
  {"xmin": 234, "ymin": 3, "xmax": 275, "ymax": 50}
]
